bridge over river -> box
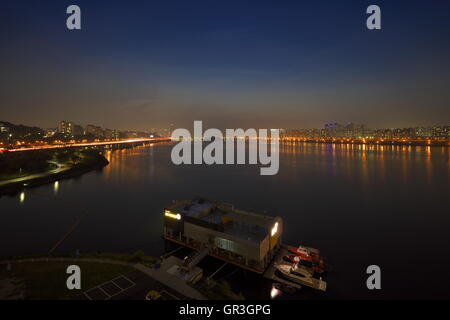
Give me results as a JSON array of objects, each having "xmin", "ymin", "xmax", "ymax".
[{"xmin": 1, "ymin": 137, "xmax": 171, "ymax": 153}]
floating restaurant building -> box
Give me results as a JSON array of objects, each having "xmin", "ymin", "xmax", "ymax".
[{"xmin": 163, "ymin": 197, "xmax": 283, "ymax": 273}]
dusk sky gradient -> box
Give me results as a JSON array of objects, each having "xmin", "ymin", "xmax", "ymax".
[{"xmin": 1, "ymin": 0, "xmax": 450, "ymax": 131}]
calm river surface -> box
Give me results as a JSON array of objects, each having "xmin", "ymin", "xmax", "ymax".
[{"xmin": 1, "ymin": 142, "xmax": 449, "ymax": 299}]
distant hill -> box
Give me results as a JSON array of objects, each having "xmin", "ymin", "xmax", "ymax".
[{"xmin": 0, "ymin": 121, "xmax": 43, "ymax": 137}]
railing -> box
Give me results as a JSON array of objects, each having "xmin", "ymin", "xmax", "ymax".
[{"xmin": 164, "ymin": 235, "xmax": 265, "ymax": 274}]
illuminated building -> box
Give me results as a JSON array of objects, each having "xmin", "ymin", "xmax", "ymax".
[
  {"xmin": 58, "ymin": 121, "xmax": 78, "ymax": 136},
  {"xmin": 44, "ymin": 128, "xmax": 57, "ymax": 138},
  {"xmin": 58, "ymin": 121, "xmax": 68, "ymax": 134},
  {"xmin": 85, "ymin": 124, "xmax": 104, "ymax": 138},
  {"xmin": 163, "ymin": 197, "xmax": 283, "ymax": 273}
]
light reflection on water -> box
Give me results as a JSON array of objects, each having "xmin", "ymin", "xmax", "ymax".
[
  {"xmin": 19, "ymin": 191, "xmax": 25, "ymax": 204},
  {"xmin": 278, "ymin": 143, "xmax": 444, "ymax": 182},
  {"xmin": 53, "ymin": 181, "xmax": 59, "ymax": 195}
]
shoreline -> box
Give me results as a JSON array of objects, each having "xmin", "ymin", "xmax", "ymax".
[
  {"xmin": 0, "ymin": 156, "xmax": 109, "ymax": 196},
  {"xmin": 278, "ymin": 139, "xmax": 449, "ymax": 146},
  {"xmin": 0, "ymin": 140, "xmax": 172, "ymax": 197}
]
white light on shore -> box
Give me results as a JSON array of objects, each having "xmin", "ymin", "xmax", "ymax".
[
  {"xmin": 271, "ymin": 222, "xmax": 279, "ymax": 236},
  {"xmin": 270, "ymin": 287, "xmax": 281, "ymax": 299}
]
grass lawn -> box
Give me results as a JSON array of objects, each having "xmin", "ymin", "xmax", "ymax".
[
  {"xmin": 199, "ymin": 280, "xmax": 245, "ymax": 300},
  {"xmin": 0, "ymin": 163, "xmax": 57, "ymax": 182},
  {"xmin": 0, "ymin": 261, "xmax": 133, "ymax": 300}
]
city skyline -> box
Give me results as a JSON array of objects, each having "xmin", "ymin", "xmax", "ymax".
[
  {"xmin": 1, "ymin": 1, "xmax": 450, "ymax": 131},
  {"xmin": 1, "ymin": 118, "xmax": 448, "ymax": 144},
  {"xmin": 2, "ymin": 118, "xmax": 449, "ymax": 132}
]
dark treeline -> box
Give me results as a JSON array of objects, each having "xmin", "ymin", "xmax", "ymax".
[
  {"xmin": 0, "ymin": 150, "xmax": 53, "ymax": 176},
  {"xmin": 0, "ymin": 149, "xmax": 105, "ymax": 178}
]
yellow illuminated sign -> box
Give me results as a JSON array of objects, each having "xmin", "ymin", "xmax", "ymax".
[{"xmin": 165, "ymin": 210, "xmax": 181, "ymax": 220}]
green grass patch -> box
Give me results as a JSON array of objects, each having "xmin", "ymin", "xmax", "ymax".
[
  {"xmin": 0, "ymin": 172, "xmax": 29, "ymax": 181},
  {"xmin": 0, "ymin": 163, "xmax": 58, "ymax": 182},
  {"xmin": 0, "ymin": 261, "xmax": 133, "ymax": 300},
  {"xmin": 200, "ymin": 280, "xmax": 245, "ymax": 300},
  {"xmin": 80, "ymin": 251, "xmax": 158, "ymax": 266},
  {"xmin": 2, "ymin": 251, "xmax": 158, "ymax": 265}
]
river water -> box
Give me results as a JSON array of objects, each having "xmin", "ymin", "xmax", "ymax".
[{"xmin": 1, "ymin": 142, "xmax": 449, "ymax": 299}]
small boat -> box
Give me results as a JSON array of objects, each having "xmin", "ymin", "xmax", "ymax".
[
  {"xmin": 283, "ymin": 254, "xmax": 326, "ymax": 275},
  {"xmin": 275, "ymin": 263, "xmax": 327, "ymax": 292},
  {"xmin": 288, "ymin": 245, "xmax": 320, "ymax": 260},
  {"xmin": 288, "ymin": 245, "xmax": 328, "ymax": 270}
]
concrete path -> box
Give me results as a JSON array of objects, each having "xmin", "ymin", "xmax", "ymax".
[{"xmin": 0, "ymin": 162, "xmax": 69, "ymax": 187}]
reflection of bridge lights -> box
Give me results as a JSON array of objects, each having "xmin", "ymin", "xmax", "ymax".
[
  {"xmin": 19, "ymin": 192, "xmax": 25, "ymax": 204},
  {"xmin": 54, "ymin": 181, "xmax": 59, "ymax": 195}
]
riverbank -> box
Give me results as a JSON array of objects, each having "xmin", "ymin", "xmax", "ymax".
[
  {"xmin": 0, "ymin": 252, "xmax": 156, "ymax": 299},
  {"xmin": 0, "ymin": 150, "xmax": 109, "ymax": 196},
  {"xmin": 0, "ymin": 260, "xmax": 133, "ymax": 300},
  {"xmin": 278, "ymin": 138, "xmax": 449, "ymax": 146},
  {"xmin": 0, "ymin": 252, "xmax": 208, "ymax": 300}
]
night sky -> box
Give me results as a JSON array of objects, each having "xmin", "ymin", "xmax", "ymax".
[{"xmin": 1, "ymin": 0, "xmax": 450, "ymax": 131}]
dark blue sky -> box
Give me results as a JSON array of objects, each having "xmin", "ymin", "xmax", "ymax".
[{"xmin": 1, "ymin": 0, "xmax": 449, "ymax": 130}]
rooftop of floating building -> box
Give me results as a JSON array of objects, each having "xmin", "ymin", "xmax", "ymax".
[{"xmin": 168, "ymin": 198, "xmax": 279, "ymax": 243}]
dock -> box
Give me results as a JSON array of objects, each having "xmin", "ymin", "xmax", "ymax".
[
  {"xmin": 263, "ymin": 244, "xmax": 290, "ymax": 280},
  {"xmin": 263, "ymin": 244, "xmax": 325, "ymax": 291}
]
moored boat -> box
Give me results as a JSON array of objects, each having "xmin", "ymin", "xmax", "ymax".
[
  {"xmin": 287, "ymin": 245, "xmax": 328, "ymax": 271},
  {"xmin": 275, "ymin": 263, "xmax": 327, "ymax": 292},
  {"xmin": 283, "ymin": 254, "xmax": 326, "ymax": 275}
]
